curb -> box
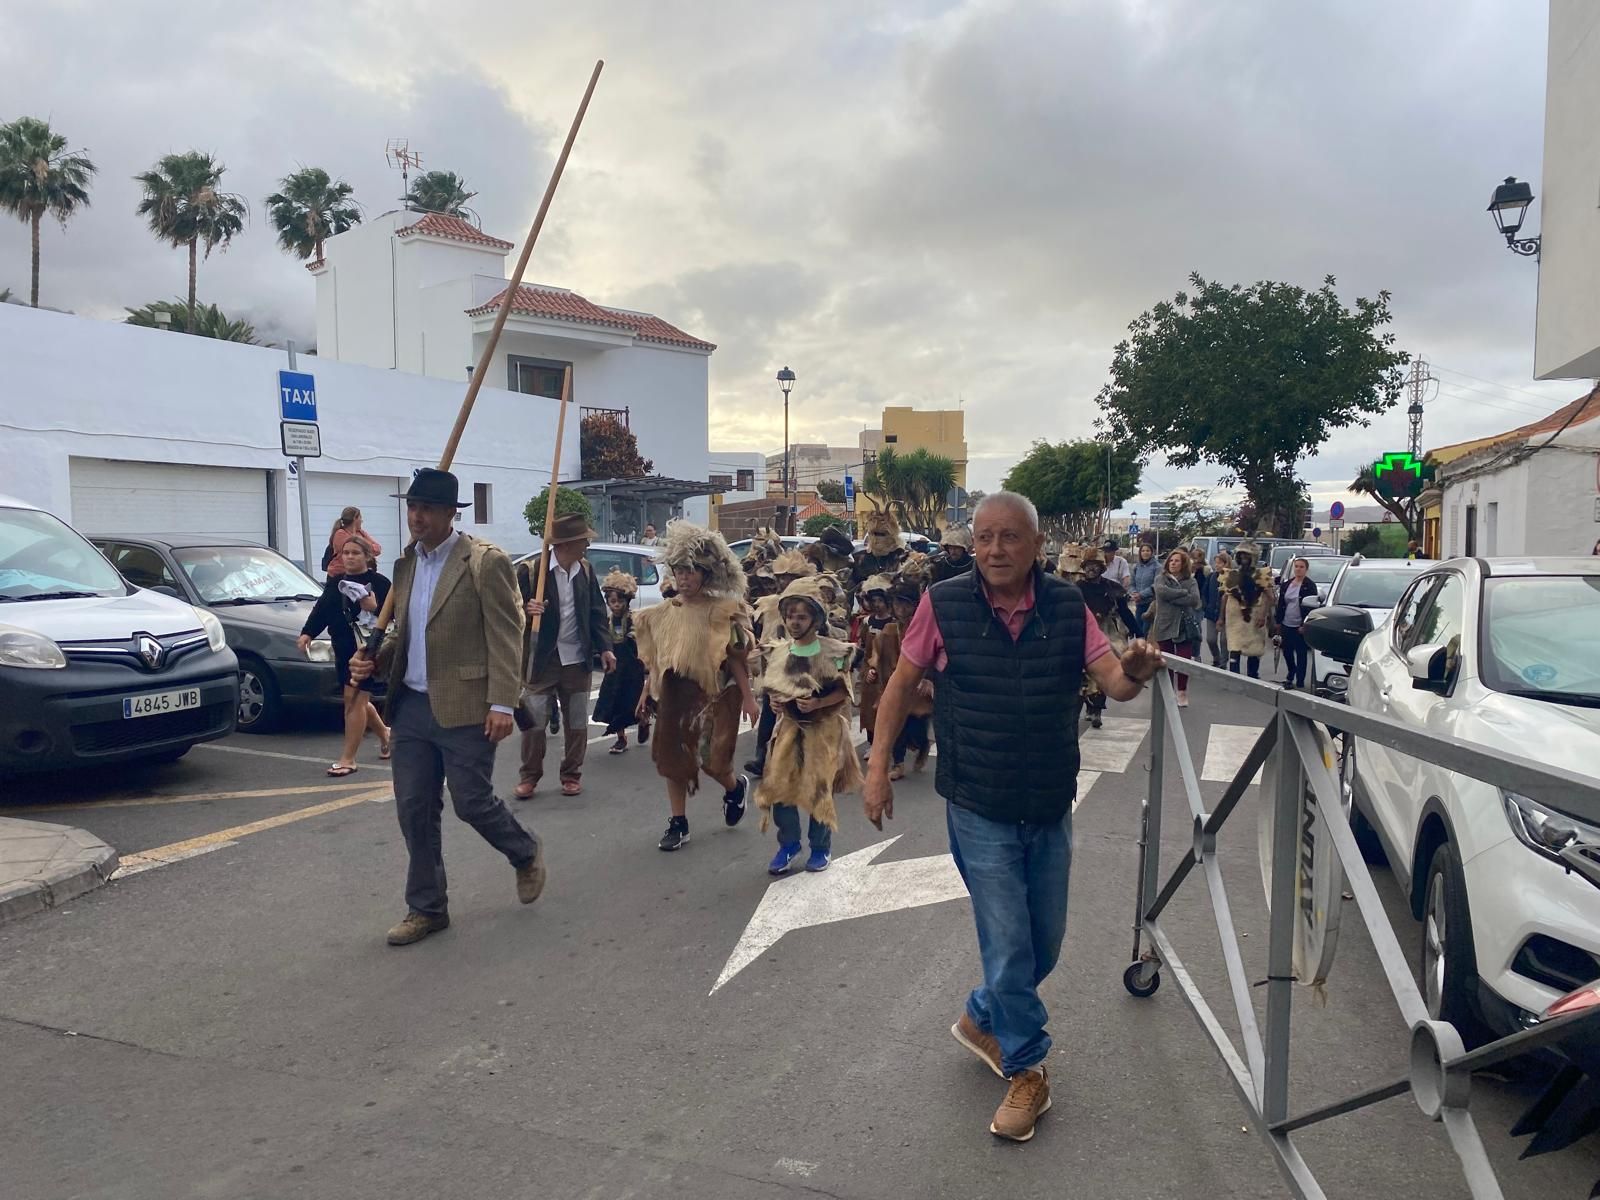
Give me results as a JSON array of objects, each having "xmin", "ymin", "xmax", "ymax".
[{"xmin": 0, "ymin": 820, "xmax": 119, "ymax": 928}]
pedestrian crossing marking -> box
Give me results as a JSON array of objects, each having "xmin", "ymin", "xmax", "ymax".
[{"xmin": 1200, "ymin": 723, "xmax": 1268, "ymax": 785}]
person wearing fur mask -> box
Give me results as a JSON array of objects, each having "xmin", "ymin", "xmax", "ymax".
[
  {"xmin": 871, "ymin": 580, "xmax": 934, "ymax": 779},
  {"xmin": 1222, "ymin": 539, "xmax": 1275, "ymax": 679},
  {"xmin": 591, "ymin": 569, "xmax": 649, "ymax": 754},
  {"xmin": 803, "ymin": 524, "xmax": 857, "ymax": 579},
  {"xmin": 932, "ymin": 525, "xmax": 975, "ymax": 584},
  {"xmin": 758, "ymin": 578, "xmax": 863, "ymax": 874},
  {"xmin": 815, "ymin": 572, "xmax": 851, "ymax": 639},
  {"xmin": 851, "ymin": 511, "xmax": 909, "ymax": 606},
  {"xmin": 633, "ymin": 522, "xmax": 759, "ymax": 852},
  {"xmin": 745, "ymin": 549, "xmax": 818, "ymax": 780},
  {"xmin": 1074, "ymin": 546, "xmax": 1140, "ymax": 730},
  {"xmin": 855, "ymin": 574, "xmax": 895, "ymax": 748}
]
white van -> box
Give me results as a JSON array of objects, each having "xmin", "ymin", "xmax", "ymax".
[{"xmin": 0, "ymin": 495, "xmax": 239, "ymax": 774}]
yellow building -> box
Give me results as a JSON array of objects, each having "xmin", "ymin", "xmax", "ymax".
[{"xmin": 859, "ymin": 406, "xmax": 969, "ymax": 532}]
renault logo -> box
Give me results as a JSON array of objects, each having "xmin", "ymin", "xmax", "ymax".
[{"xmin": 136, "ymin": 634, "xmax": 164, "ymax": 670}]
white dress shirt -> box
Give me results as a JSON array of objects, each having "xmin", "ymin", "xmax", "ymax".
[
  {"xmin": 402, "ymin": 530, "xmax": 511, "ymax": 714},
  {"xmin": 1105, "ymin": 553, "xmax": 1133, "ymax": 589},
  {"xmin": 549, "ymin": 556, "xmax": 585, "ymax": 667}
]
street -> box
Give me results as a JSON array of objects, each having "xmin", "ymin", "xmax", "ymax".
[{"xmin": 3, "ymin": 680, "xmax": 1596, "ymax": 1200}]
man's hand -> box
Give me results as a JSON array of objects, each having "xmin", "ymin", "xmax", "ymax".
[
  {"xmin": 864, "ymin": 769, "xmax": 894, "ymax": 830},
  {"xmin": 525, "ymin": 599, "xmax": 545, "ymax": 619},
  {"xmin": 916, "ymin": 680, "xmax": 935, "ymax": 701},
  {"xmin": 484, "ymin": 710, "xmax": 514, "ymax": 743},
  {"xmin": 865, "ymin": 668, "xmax": 878, "ymax": 684},
  {"xmin": 295, "ymin": 633, "xmax": 312, "ymax": 656},
  {"xmin": 348, "ymin": 653, "xmax": 375, "ymax": 684},
  {"xmin": 1119, "ymin": 639, "xmax": 1165, "ymax": 684},
  {"xmin": 601, "ymin": 650, "xmax": 617, "ymax": 674}
]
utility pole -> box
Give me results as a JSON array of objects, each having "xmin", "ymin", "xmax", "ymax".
[{"xmin": 1406, "ymin": 356, "xmax": 1432, "ymax": 457}]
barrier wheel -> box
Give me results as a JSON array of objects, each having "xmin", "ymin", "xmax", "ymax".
[{"xmin": 1123, "ymin": 961, "xmax": 1161, "ymax": 998}]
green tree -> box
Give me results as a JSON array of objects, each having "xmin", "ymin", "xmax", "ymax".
[
  {"xmin": 1158, "ymin": 487, "xmax": 1237, "ymax": 544},
  {"xmin": 403, "ymin": 170, "xmax": 478, "ymax": 222},
  {"xmin": 265, "ymin": 166, "xmax": 360, "ymax": 263},
  {"xmin": 580, "ymin": 414, "xmax": 653, "ymax": 479},
  {"xmin": 0, "ymin": 116, "xmax": 96, "ymax": 308},
  {"xmin": 523, "ymin": 487, "xmax": 594, "ymax": 537},
  {"xmin": 864, "ymin": 447, "xmax": 957, "ymax": 533},
  {"xmin": 1348, "ymin": 462, "xmax": 1429, "ymax": 541},
  {"xmin": 125, "ymin": 298, "xmax": 258, "ymax": 343},
  {"xmin": 815, "ymin": 478, "xmax": 846, "ymax": 503},
  {"xmin": 802, "ymin": 512, "xmax": 847, "ymax": 536},
  {"xmin": 1001, "ymin": 439, "xmax": 1141, "ymax": 542},
  {"xmin": 134, "ymin": 152, "xmax": 248, "ymax": 333},
  {"xmin": 1097, "ymin": 273, "xmax": 1408, "ymax": 537}
]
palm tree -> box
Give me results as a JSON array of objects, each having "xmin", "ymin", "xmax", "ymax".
[
  {"xmin": 134, "ymin": 152, "xmax": 247, "ymax": 332},
  {"xmin": 864, "ymin": 447, "xmax": 957, "ymax": 532},
  {"xmin": 0, "ymin": 116, "xmax": 97, "ymax": 308},
  {"xmin": 402, "ymin": 170, "xmax": 478, "ymax": 223},
  {"xmin": 265, "ymin": 167, "xmax": 361, "ymax": 263},
  {"xmin": 125, "ymin": 298, "xmax": 259, "ymax": 343}
]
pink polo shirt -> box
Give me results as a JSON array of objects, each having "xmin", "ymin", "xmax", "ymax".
[{"xmin": 900, "ymin": 580, "xmax": 1111, "ymax": 674}]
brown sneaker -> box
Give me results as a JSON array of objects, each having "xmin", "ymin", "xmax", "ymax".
[
  {"xmin": 990, "ymin": 1066, "xmax": 1051, "ymax": 1142},
  {"xmin": 386, "ymin": 911, "xmax": 449, "ymax": 946},
  {"xmin": 950, "ymin": 1012, "xmax": 1004, "ymax": 1077},
  {"xmin": 516, "ymin": 843, "xmax": 547, "ymax": 904}
]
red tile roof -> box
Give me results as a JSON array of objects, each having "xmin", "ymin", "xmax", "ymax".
[
  {"xmin": 466, "ymin": 284, "xmax": 716, "ymax": 352},
  {"xmin": 397, "ymin": 212, "xmax": 514, "ymax": 251}
]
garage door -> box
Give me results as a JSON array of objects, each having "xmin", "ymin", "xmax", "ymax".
[
  {"xmin": 304, "ymin": 472, "xmax": 405, "ymax": 572},
  {"xmin": 70, "ymin": 458, "xmax": 270, "ymax": 542}
]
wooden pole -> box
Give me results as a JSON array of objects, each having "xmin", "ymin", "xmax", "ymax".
[
  {"xmin": 529, "ymin": 365, "xmax": 573, "ymax": 635},
  {"xmin": 360, "ymin": 61, "xmax": 603, "ymax": 656}
]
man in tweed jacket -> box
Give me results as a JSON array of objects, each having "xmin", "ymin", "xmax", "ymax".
[{"xmin": 350, "ymin": 469, "xmax": 545, "ymax": 946}]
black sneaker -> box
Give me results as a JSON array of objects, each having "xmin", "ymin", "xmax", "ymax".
[
  {"xmin": 722, "ymin": 775, "xmax": 749, "ymax": 827},
  {"xmin": 744, "ymin": 758, "xmax": 765, "ymax": 779},
  {"xmin": 658, "ymin": 816, "xmax": 689, "ymax": 851}
]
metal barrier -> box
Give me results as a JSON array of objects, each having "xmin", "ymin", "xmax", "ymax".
[{"xmin": 1126, "ymin": 659, "xmax": 1600, "ymax": 1199}]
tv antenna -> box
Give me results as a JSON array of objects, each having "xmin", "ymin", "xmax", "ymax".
[{"xmin": 385, "ymin": 139, "xmax": 423, "ymax": 203}]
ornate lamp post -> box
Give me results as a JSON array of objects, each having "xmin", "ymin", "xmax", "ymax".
[
  {"xmin": 777, "ymin": 366, "xmax": 797, "ymax": 535},
  {"xmin": 1487, "ymin": 176, "xmax": 1541, "ymax": 257}
]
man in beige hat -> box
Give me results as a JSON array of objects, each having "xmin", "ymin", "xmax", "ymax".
[{"xmin": 515, "ymin": 512, "xmax": 616, "ymax": 798}]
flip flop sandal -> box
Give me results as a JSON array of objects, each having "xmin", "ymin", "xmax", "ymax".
[
  {"xmin": 326, "ymin": 764, "xmax": 358, "ymax": 777},
  {"xmin": 379, "ymin": 739, "xmax": 392, "ymax": 760}
]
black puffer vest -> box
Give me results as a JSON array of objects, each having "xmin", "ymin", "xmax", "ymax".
[{"xmin": 930, "ymin": 566, "xmax": 1086, "ymax": 824}]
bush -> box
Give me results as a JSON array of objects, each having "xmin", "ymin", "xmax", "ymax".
[
  {"xmin": 523, "ymin": 488, "xmax": 594, "ymax": 537},
  {"xmin": 802, "ymin": 513, "xmax": 847, "ymax": 536}
]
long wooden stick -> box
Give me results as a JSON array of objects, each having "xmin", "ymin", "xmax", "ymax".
[
  {"xmin": 529, "ymin": 365, "xmax": 573, "ymax": 635},
  {"xmin": 360, "ymin": 60, "xmax": 603, "ymax": 657}
]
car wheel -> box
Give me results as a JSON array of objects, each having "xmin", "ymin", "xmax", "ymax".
[
  {"xmin": 236, "ymin": 656, "xmax": 283, "ymax": 734},
  {"xmin": 1420, "ymin": 840, "xmax": 1488, "ymax": 1046}
]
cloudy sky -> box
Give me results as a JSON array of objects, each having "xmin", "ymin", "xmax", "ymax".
[{"xmin": 0, "ymin": 1, "xmax": 1578, "ymax": 510}]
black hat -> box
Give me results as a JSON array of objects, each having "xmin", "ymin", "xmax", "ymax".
[
  {"xmin": 818, "ymin": 526, "xmax": 854, "ymax": 556},
  {"xmin": 394, "ymin": 468, "xmax": 470, "ymax": 509},
  {"xmin": 1102, "ymin": 537, "xmax": 1119, "ymax": 551}
]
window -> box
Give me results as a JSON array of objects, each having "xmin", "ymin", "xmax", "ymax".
[
  {"xmin": 106, "ymin": 543, "xmax": 181, "ymax": 593},
  {"xmin": 1464, "ymin": 504, "xmax": 1477, "ymax": 557},
  {"xmin": 884, "ymin": 434, "xmax": 898, "ymax": 444},
  {"xmin": 473, "ymin": 482, "xmax": 492, "ymax": 525},
  {"xmin": 736, "ymin": 469, "xmax": 754, "ymax": 492},
  {"xmin": 507, "ymin": 355, "xmax": 571, "ymax": 400},
  {"xmin": 1390, "ymin": 576, "xmax": 1435, "ymax": 652},
  {"xmin": 1408, "ymin": 573, "xmax": 1465, "ymax": 658},
  {"xmin": 709, "ymin": 474, "xmax": 733, "ymax": 489},
  {"xmin": 0, "ymin": 508, "xmax": 127, "ymax": 600},
  {"xmin": 587, "ymin": 548, "xmax": 658, "ymax": 586}
]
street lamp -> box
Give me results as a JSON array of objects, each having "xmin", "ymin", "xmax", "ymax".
[
  {"xmin": 777, "ymin": 366, "xmax": 796, "ymax": 535},
  {"xmin": 1487, "ymin": 176, "xmax": 1541, "ymax": 257}
]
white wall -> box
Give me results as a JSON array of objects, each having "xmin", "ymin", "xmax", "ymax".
[
  {"xmin": 1535, "ymin": 0, "xmax": 1600, "ymax": 379},
  {"xmin": 1442, "ymin": 446, "xmax": 1600, "ymax": 557},
  {"xmin": 0, "ymin": 304, "xmax": 578, "ymax": 565}
]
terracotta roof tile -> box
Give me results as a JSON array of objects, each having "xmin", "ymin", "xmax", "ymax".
[
  {"xmin": 397, "ymin": 212, "xmax": 514, "ymax": 251},
  {"xmin": 466, "ymin": 285, "xmax": 715, "ymax": 352}
]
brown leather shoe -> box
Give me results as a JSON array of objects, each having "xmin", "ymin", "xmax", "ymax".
[
  {"xmin": 951, "ymin": 1012, "xmax": 1004, "ymax": 1077},
  {"xmin": 990, "ymin": 1066, "xmax": 1051, "ymax": 1142},
  {"xmin": 386, "ymin": 910, "xmax": 449, "ymax": 946},
  {"xmin": 516, "ymin": 843, "xmax": 547, "ymax": 904}
]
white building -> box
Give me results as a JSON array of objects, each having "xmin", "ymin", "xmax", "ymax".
[
  {"xmin": 0, "ymin": 303, "xmax": 573, "ymax": 567},
  {"xmin": 312, "ymin": 210, "xmax": 716, "ymax": 523}
]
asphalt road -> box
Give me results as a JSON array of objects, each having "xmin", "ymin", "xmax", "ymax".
[{"xmin": 2, "ymin": 679, "xmax": 1596, "ymax": 1199}]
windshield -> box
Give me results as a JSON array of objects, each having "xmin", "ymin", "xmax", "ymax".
[
  {"xmin": 587, "ymin": 548, "xmax": 658, "ymax": 586},
  {"xmin": 1332, "ymin": 568, "xmax": 1419, "ymax": 609},
  {"xmin": 0, "ymin": 506, "xmax": 127, "ymax": 601},
  {"xmin": 174, "ymin": 546, "xmax": 319, "ymax": 604},
  {"xmin": 1481, "ymin": 576, "xmax": 1600, "ymax": 705},
  {"xmin": 1305, "ymin": 557, "xmax": 1348, "ymax": 586}
]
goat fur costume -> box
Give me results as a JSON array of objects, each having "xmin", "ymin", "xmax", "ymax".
[{"xmin": 1222, "ymin": 539, "xmax": 1275, "ymax": 658}]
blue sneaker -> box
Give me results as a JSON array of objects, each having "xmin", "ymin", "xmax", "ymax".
[
  {"xmin": 768, "ymin": 842, "xmax": 803, "ymax": 876},
  {"xmin": 805, "ymin": 848, "xmax": 832, "ymax": 873}
]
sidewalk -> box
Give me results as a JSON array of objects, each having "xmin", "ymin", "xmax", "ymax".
[{"xmin": 0, "ymin": 817, "xmax": 118, "ymax": 926}]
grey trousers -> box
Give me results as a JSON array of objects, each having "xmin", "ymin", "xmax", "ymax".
[
  {"xmin": 390, "ymin": 687, "xmax": 538, "ymax": 917},
  {"xmin": 1204, "ymin": 617, "xmax": 1228, "ymax": 666}
]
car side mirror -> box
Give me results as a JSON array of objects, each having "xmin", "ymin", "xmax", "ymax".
[
  {"xmin": 1406, "ymin": 643, "xmax": 1451, "ymax": 693},
  {"xmin": 1301, "ymin": 604, "xmax": 1374, "ymax": 666}
]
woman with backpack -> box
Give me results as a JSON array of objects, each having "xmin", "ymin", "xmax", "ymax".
[
  {"xmin": 299, "ymin": 534, "xmax": 392, "ymax": 775},
  {"xmin": 322, "ymin": 506, "xmax": 383, "ymax": 578}
]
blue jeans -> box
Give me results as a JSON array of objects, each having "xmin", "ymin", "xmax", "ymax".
[
  {"xmin": 946, "ymin": 800, "xmax": 1072, "ymax": 1076},
  {"xmin": 772, "ymin": 803, "xmax": 832, "ymax": 852}
]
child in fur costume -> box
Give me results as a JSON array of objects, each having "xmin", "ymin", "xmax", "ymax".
[
  {"xmin": 855, "ymin": 574, "xmax": 895, "ymax": 745},
  {"xmin": 634, "ymin": 522, "xmax": 760, "ymax": 852},
  {"xmin": 592, "ymin": 568, "xmax": 649, "ymax": 754},
  {"xmin": 1223, "ymin": 539, "xmax": 1275, "ymax": 678},
  {"xmin": 745, "ymin": 549, "xmax": 818, "ymax": 780},
  {"xmin": 757, "ymin": 578, "xmax": 862, "ymax": 874},
  {"xmin": 871, "ymin": 579, "xmax": 934, "ymax": 780},
  {"xmin": 850, "ymin": 511, "xmax": 908, "ymax": 608},
  {"xmin": 1073, "ymin": 546, "xmax": 1140, "ymax": 730},
  {"xmin": 803, "ymin": 525, "xmax": 856, "ymax": 581}
]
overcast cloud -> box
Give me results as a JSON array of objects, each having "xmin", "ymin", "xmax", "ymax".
[{"xmin": 0, "ymin": 0, "xmax": 1576, "ymax": 508}]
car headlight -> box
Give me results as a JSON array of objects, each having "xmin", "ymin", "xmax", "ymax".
[
  {"xmin": 194, "ymin": 608, "xmax": 228, "ymax": 653},
  {"xmin": 0, "ymin": 623, "xmax": 67, "ymax": 669},
  {"xmin": 1503, "ymin": 791, "xmax": 1600, "ymax": 873},
  {"xmin": 305, "ymin": 637, "xmax": 335, "ymax": 663},
  {"xmin": 1325, "ymin": 673, "xmax": 1348, "ymax": 692}
]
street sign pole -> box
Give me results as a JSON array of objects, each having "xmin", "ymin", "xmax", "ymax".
[{"xmin": 286, "ymin": 342, "xmax": 315, "ymax": 576}]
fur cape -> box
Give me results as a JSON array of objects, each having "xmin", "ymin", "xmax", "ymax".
[
  {"xmin": 1222, "ymin": 566, "xmax": 1276, "ymax": 658},
  {"xmin": 870, "ymin": 622, "xmax": 932, "ymax": 717},
  {"xmin": 634, "ymin": 595, "xmax": 748, "ymax": 700},
  {"xmin": 757, "ymin": 634, "xmax": 862, "ymax": 829},
  {"xmin": 635, "ymin": 595, "xmax": 749, "ymax": 792},
  {"xmin": 600, "ymin": 566, "xmax": 637, "ymax": 597},
  {"xmin": 655, "ymin": 521, "xmax": 746, "ymax": 600},
  {"xmin": 770, "ymin": 548, "xmax": 816, "ymax": 582}
]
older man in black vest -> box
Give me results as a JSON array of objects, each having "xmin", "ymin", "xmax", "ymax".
[{"xmin": 866, "ymin": 491, "xmax": 1163, "ymax": 1143}]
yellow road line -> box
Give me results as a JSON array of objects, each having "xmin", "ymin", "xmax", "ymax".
[
  {"xmin": 114, "ymin": 784, "xmax": 393, "ymax": 879},
  {"xmin": 3, "ymin": 781, "xmax": 377, "ymax": 815}
]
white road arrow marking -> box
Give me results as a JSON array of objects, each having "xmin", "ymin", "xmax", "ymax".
[{"xmin": 710, "ymin": 835, "xmax": 969, "ymax": 994}]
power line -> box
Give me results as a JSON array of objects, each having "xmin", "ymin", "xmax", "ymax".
[{"xmin": 1430, "ymin": 363, "xmax": 1572, "ymax": 403}]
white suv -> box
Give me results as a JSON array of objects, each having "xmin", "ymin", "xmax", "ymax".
[{"xmin": 1338, "ymin": 557, "xmax": 1600, "ymax": 1040}]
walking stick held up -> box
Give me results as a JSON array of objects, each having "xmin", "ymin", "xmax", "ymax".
[
  {"xmin": 359, "ymin": 59, "xmax": 604, "ymax": 661},
  {"xmin": 529, "ymin": 365, "xmax": 573, "ymax": 636}
]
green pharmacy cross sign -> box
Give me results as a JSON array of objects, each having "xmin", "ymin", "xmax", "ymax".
[{"xmin": 1371, "ymin": 451, "xmax": 1435, "ymax": 500}]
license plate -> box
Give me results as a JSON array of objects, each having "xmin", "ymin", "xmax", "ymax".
[{"xmin": 123, "ymin": 688, "xmax": 201, "ymax": 719}]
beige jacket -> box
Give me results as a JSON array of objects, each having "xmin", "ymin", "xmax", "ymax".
[{"xmin": 378, "ymin": 534, "xmax": 523, "ymax": 728}]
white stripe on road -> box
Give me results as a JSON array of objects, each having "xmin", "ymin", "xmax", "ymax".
[
  {"xmin": 1201, "ymin": 723, "xmax": 1267, "ymax": 785},
  {"xmin": 193, "ymin": 743, "xmax": 393, "ymax": 771}
]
